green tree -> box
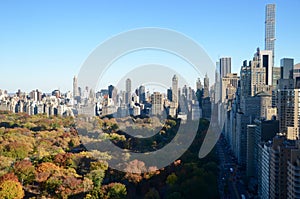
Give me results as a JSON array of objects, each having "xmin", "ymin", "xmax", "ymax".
[
  {"xmin": 2, "ymin": 141, "xmax": 32, "ymax": 159},
  {"xmin": 86, "ymin": 169, "xmax": 105, "ymax": 188},
  {"xmin": 0, "ymin": 180, "xmax": 24, "ymax": 199},
  {"xmin": 102, "ymin": 183, "xmax": 127, "ymax": 199},
  {"xmin": 166, "ymin": 173, "xmax": 178, "ymax": 186},
  {"xmin": 45, "ymin": 176, "xmax": 62, "ymax": 195}
]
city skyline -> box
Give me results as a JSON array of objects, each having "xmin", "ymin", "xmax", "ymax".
[
  {"xmin": 1, "ymin": 1, "xmax": 300, "ymax": 92},
  {"xmin": 2, "ymin": 3, "xmax": 300, "ymax": 197}
]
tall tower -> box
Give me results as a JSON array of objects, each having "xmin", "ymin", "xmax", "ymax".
[
  {"xmin": 73, "ymin": 76, "xmax": 79, "ymax": 98},
  {"xmin": 265, "ymin": 4, "xmax": 276, "ymax": 66},
  {"xmin": 138, "ymin": 85, "xmax": 146, "ymax": 103},
  {"xmin": 196, "ymin": 78, "xmax": 202, "ymax": 91},
  {"xmin": 220, "ymin": 57, "xmax": 232, "ymax": 78},
  {"xmin": 125, "ymin": 78, "xmax": 131, "ymax": 104},
  {"xmin": 108, "ymin": 85, "xmax": 117, "ymax": 105},
  {"xmin": 203, "ymin": 74, "xmax": 209, "ymax": 98},
  {"xmin": 172, "ymin": 75, "xmax": 178, "ymax": 106},
  {"xmin": 214, "ymin": 61, "xmax": 221, "ymax": 103}
]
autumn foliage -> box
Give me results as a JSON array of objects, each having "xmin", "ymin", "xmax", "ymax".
[{"xmin": 0, "ymin": 111, "xmax": 218, "ymax": 198}]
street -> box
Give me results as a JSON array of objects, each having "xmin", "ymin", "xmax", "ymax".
[{"xmin": 216, "ymin": 134, "xmax": 248, "ymax": 199}]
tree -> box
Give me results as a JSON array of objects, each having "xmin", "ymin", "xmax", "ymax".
[
  {"xmin": 13, "ymin": 159, "xmax": 35, "ymax": 185},
  {"xmin": 0, "ymin": 173, "xmax": 19, "ymax": 183},
  {"xmin": 90, "ymin": 160, "xmax": 108, "ymax": 171},
  {"xmin": 101, "ymin": 183, "xmax": 127, "ymax": 199},
  {"xmin": 0, "ymin": 156, "xmax": 14, "ymax": 176},
  {"xmin": 124, "ymin": 159, "xmax": 147, "ymax": 183},
  {"xmin": 0, "ymin": 180, "xmax": 24, "ymax": 199},
  {"xmin": 2, "ymin": 141, "xmax": 32, "ymax": 159},
  {"xmin": 45, "ymin": 176, "xmax": 62, "ymax": 195},
  {"xmin": 145, "ymin": 188, "xmax": 160, "ymax": 199},
  {"xmin": 86, "ymin": 169, "xmax": 105, "ymax": 188},
  {"xmin": 166, "ymin": 173, "xmax": 178, "ymax": 186},
  {"xmin": 35, "ymin": 162, "xmax": 60, "ymax": 182},
  {"xmin": 53, "ymin": 153, "xmax": 75, "ymax": 168}
]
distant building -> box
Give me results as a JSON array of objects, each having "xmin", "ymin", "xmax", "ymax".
[
  {"xmin": 52, "ymin": 90, "xmax": 61, "ymax": 98},
  {"xmin": 258, "ymin": 49, "xmax": 273, "ymax": 86},
  {"xmin": 240, "ymin": 60, "xmax": 252, "ymax": 97},
  {"xmin": 196, "ymin": 78, "xmax": 203, "ymax": 91},
  {"xmin": 167, "ymin": 88, "xmax": 172, "ymax": 102},
  {"xmin": 280, "ymin": 58, "xmax": 294, "ymax": 79},
  {"xmin": 172, "ymin": 75, "xmax": 178, "ymax": 106},
  {"xmin": 293, "ymin": 63, "xmax": 300, "ymax": 79},
  {"xmin": 214, "ymin": 64, "xmax": 221, "ymax": 103},
  {"xmin": 265, "ymin": 4, "xmax": 276, "ymax": 65},
  {"xmin": 221, "ymin": 73, "xmax": 239, "ymax": 103},
  {"xmin": 117, "ymin": 104, "xmax": 128, "ymax": 118},
  {"xmin": 182, "ymin": 85, "xmax": 188, "ymax": 98},
  {"xmin": 138, "ymin": 85, "xmax": 146, "ymax": 103},
  {"xmin": 272, "ymin": 67, "xmax": 280, "ymax": 86},
  {"xmin": 255, "ymin": 119, "xmax": 279, "ymax": 193},
  {"xmin": 73, "ymin": 76, "xmax": 79, "ymax": 98},
  {"xmin": 202, "ymin": 97, "xmax": 211, "ymax": 119},
  {"xmin": 29, "ymin": 89, "xmax": 42, "ymax": 102},
  {"xmin": 220, "ymin": 57, "xmax": 231, "ymax": 78},
  {"xmin": 108, "ymin": 85, "xmax": 118, "ymax": 105},
  {"xmin": 203, "ymin": 74, "xmax": 209, "ymax": 98},
  {"xmin": 277, "ymin": 79, "xmax": 300, "ymax": 140},
  {"xmin": 168, "ymin": 102, "xmax": 177, "ymax": 117},
  {"xmin": 125, "ymin": 78, "xmax": 131, "ymax": 104},
  {"xmin": 240, "ymin": 49, "xmax": 273, "ymax": 98},
  {"xmin": 151, "ymin": 92, "xmax": 163, "ymax": 115}
]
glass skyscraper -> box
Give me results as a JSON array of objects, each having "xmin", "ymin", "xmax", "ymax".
[{"xmin": 265, "ymin": 4, "xmax": 276, "ymax": 64}]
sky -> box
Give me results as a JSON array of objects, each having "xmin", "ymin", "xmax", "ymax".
[{"xmin": 0, "ymin": 0, "xmax": 299, "ymax": 93}]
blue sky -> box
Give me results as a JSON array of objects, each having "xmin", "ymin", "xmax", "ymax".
[{"xmin": 0, "ymin": 0, "xmax": 299, "ymax": 92}]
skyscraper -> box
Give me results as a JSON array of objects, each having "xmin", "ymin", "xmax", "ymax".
[
  {"xmin": 249, "ymin": 50, "xmax": 267, "ymax": 96},
  {"xmin": 172, "ymin": 75, "xmax": 178, "ymax": 106},
  {"xmin": 265, "ymin": 4, "xmax": 276, "ymax": 65},
  {"xmin": 203, "ymin": 74, "xmax": 209, "ymax": 98},
  {"xmin": 125, "ymin": 78, "xmax": 131, "ymax": 104},
  {"xmin": 259, "ymin": 50, "xmax": 273, "ymax": 86},
  {"xmin": 151, "ymin": 92, "xmax": 163, "ymax": 115},
  {"xmin": 182, "ymin": 85, "xmax": 188, "ymax": 98},
  {"xmin": 108, "ymin": 85, "xmax": 117, "ymax": 105},
  {"xmin": 138, "ymin": 85, "xmax": 146, "ymax": 103},
  {"xmin": 220, "ymin": 57, "xmax": 231, "ymax": 78},
  {"xmin": 196, "ymin": 78, "xmax": 202, "ymax": 91},
  {"xmin": 278, "ymin": 87, "xmax": 300, "ymax": 140},
  {"xmin": 73, "ymin": 76, "xmax": 79, "ymax": 98},
  {"xmin": 272, "ymin": 67, "xmax": 280, "ymax": 86},
  {"xmin": 221, "ymin": 73, "xmax": 239, "ymax": 103},
  {"xmin": 214, "ymin": 62, "xmax": 221, "ymax": 103},
  {"xmin": 269, "ymin": 136, "xmax": 296, "ymax": 199},
  {"xmin": 280, "ymin": 58, "xmax": 294, "ymax": 79}
]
